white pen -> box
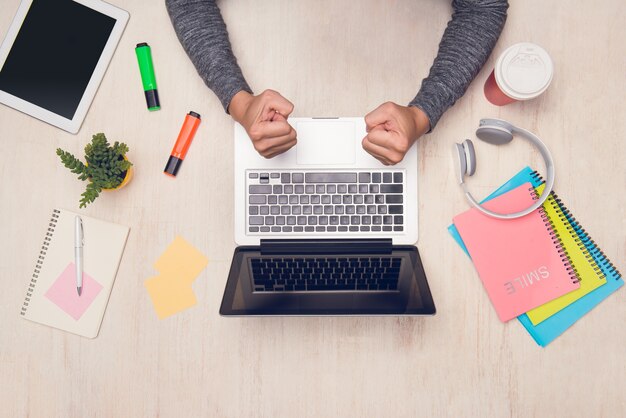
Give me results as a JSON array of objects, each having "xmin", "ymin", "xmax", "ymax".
[{"xmin": 75, "ymin": 216, "xmax": 84, "ymax": 296}]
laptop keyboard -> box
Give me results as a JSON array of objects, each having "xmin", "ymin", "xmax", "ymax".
[
  {"xmin": 247, "ymin": 171, "xmax": 405, "ymax": 234},
  {"xmin": 250, "ymin": 257, "xmax": 402, "ymax": 292}
]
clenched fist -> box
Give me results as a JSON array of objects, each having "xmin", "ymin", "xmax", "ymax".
[
  {"xmin": 362, "ymin": 102, "xmax": 430, "ymax": 165},
  {"xmin": 229, "ymin": 89, "xmax": 297, "ymax": 158}
]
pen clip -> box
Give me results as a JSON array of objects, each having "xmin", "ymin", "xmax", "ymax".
[
  {"xmin": 76, "ymin": 216, "xmax": 84, "ymax": 247},
  {"xmin": 79, "ymin": 220, "xmax": 84, "ymax": 246}
]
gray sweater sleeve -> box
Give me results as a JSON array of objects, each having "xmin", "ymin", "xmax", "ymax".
[
  {"xmin": 166, "ymin": 0, "xmax": 508, "ymax": 125},
  {"xmin": 165, "ymin": 0, "xmax": 252, "ymax": 113},
  {"xmin": 410, "ymin": 0, "xmax": 508, "ymax": 129}
]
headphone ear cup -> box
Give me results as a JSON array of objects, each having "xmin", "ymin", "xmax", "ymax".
[
  {"xmin": 454, "ymin": 143, "xmax": 468, "ymax": 177},
  {"xmin": 462, "ymin": 139, "xmax": 476, "ymax": 176},
  {"xmin": 476, "ymin": 119, "xmax": 514, "ymax": 145}
]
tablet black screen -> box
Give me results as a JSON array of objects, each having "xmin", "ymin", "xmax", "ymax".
[{"xmin": 0, "ymin": 0, "xmax": 115, "ymax": 119}]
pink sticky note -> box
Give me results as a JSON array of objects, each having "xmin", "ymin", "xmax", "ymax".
[{"xmin": 44, "ymin": 263, "xmax": 103, "ymax": 320}]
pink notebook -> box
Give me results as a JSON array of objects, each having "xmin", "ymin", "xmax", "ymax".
[{"xmin": 453, "ymin": 183, "xmax": 579, "ymax": 322}]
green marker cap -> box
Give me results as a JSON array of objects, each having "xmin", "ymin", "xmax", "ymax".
[{"xmin": 135, "ymin": 42, "xmax": 160, "ymax": 111}]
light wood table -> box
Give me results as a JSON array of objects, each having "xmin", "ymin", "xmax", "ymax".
[{"xmin": 1, "ymin": 1, "xmax": 624, "ymax": 417}]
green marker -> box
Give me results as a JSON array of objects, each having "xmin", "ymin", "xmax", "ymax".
[{"xmin": 135, "ymin": 42, "xmax": 160, "ymax": 111}]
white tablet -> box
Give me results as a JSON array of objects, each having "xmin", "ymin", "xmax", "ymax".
[{"xmin": 0, "ymin": 0, "xmax": 128, "ymax": 134}]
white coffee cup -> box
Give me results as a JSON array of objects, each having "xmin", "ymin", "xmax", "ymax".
[{"xmin": 484, "ymin": 42, "xmax": 554, "ymax": 105}]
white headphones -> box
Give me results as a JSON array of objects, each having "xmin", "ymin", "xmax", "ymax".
[{"xmin": 454, "ymin": 118, "xmax": 555, "ymax": 219}]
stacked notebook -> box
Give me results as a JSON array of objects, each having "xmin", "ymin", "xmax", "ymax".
[{"xmin": 449, "ymin": 167, "xmax": 623, "ymax": 346}]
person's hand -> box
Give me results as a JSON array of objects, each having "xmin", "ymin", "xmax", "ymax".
[
  {"xmin": 362, "ymin": 102, "xmax": 430, "ymax": 165},
  {"xmin": 229, "ymin": 89, "xmax": 297, "ymax": 158}
]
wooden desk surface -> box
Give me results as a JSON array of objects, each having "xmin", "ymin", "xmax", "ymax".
[{"xmin": 1, "ymin": 1, "xmax": 624, "ymax": 417}]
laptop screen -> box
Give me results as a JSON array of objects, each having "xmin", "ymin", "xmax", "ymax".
[{"xmin": 220, "ymin": 246, "xmax": 435, "ymax": 316}]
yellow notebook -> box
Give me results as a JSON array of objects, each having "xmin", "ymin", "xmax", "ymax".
[{"xmin": 525, "ymin": 184, "xmax": 606, "ymax": 325}]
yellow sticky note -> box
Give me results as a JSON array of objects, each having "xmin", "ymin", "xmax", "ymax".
[
  {"xmin": 154, "ymin": 236, "xmax": 208, "ymax": 282},
  {"xmin": 144, "ymin": 275, "xmax": 197, "ymax": 319}
]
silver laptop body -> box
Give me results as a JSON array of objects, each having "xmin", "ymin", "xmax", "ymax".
[{"xmin": 234, "ymin": 117, "xmax": 418, "ymax": 246}]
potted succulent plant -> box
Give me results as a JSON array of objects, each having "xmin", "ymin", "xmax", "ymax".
[{"xmin": 56, "ymin": 133, "xmax": 133, "ymax": 208}]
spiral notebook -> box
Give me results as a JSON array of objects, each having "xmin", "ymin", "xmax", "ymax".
[
  {"xmin": 449, "ymin": 167, "xmax": 623, "ymax": 346},
  {"xmin": 20, "ymin": 209, "xmax": 129, "ymax": 338},
  {"xmin": 452, "ymin": 183, "xmax": 580, "ymax": 322},
  {"xmin": 523, "ymin": 183, "xmax": 606, "ymax": 324}
]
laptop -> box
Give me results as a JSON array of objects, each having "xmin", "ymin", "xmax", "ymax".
[{"xmin": 220, "ymin": 117, "xmax": 435, "ymax": 316}]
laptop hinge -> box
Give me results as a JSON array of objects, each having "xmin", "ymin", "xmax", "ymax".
[{"xmin": 260, "ymin": 239, "xmax": 393, "ymax": 255}]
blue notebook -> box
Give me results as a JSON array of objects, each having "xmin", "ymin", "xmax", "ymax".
[{"xmin": 448, "ymin": 166, "xmax": 623, "ymax": 346}]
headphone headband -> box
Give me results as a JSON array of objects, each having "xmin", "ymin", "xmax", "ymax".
[{"xmin": 457, "ymin": 119, "xmax": 555, "ymax": 220}]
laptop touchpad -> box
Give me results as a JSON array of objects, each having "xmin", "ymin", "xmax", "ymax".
[{"xmin": 296, "ymin": 121, "xmax": 355, "ymax": 165}]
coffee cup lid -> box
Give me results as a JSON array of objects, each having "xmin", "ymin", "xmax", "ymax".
[{"xmin": 495, "ymin": 42, "xmax": 553, "ymax": 101}]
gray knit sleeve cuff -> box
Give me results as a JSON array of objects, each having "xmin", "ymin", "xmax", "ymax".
[
  {"xmin": 408, "ymin": 90, "xmax": 443, "ymax": 133},
  {"xmin": 222, "ymin": 84, "xmax": 254, "ymax": 114}
]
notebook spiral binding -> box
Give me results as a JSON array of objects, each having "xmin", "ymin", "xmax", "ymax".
[
  {"xmin": 554, "ymin": 196, "xmax": 621, "ymax": 279},
  {"xmin": 528, "ymin": 171, "xmax": 622, "ymax": 281},
  {"xmin": 20, "ymin": 209, "xmax": 60, "ymax": 316},
  {"xmin": 528, "ymin": 182, "xmax": 580, "ymax": 284},
  {"xmin": 530, "ymin": 171, "xmax": 613, "ymax": 284}
]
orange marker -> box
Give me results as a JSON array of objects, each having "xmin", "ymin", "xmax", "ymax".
[{"xmin": 164, "ymin": 111, "xmax": 201, "ymax": 177}]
